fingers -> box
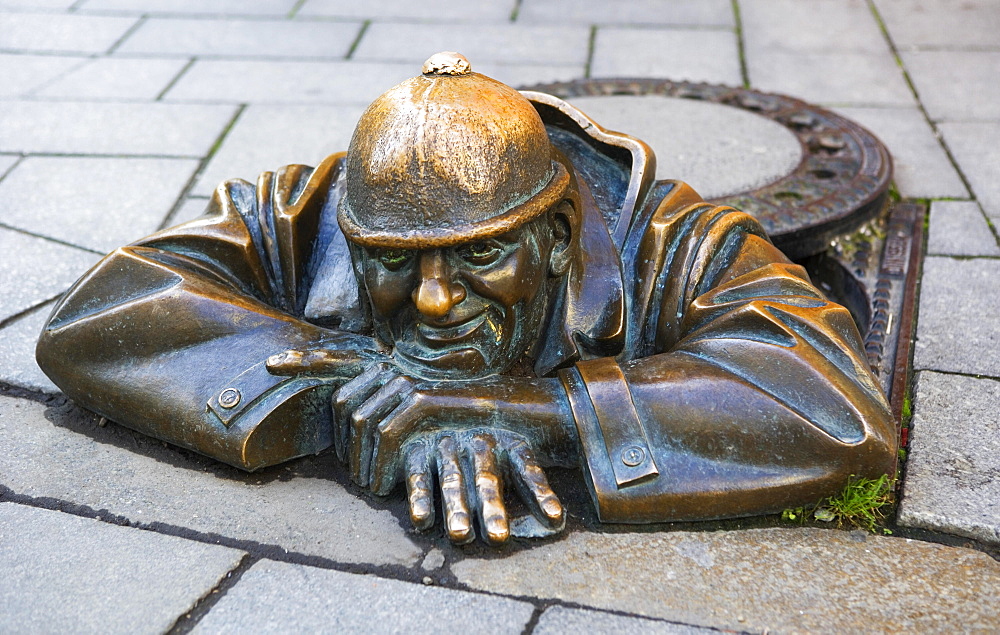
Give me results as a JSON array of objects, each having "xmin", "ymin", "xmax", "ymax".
[
  {"xmin": 469, "ymin": 434, "xmax": 509, "ymax": 545},
  {"xmin": 436, "ymin": 435, "xmax": 474, "ymax": 545},
  {"xmin": 331, "ymin": 362, "xmax": 390, "ymax": 462},
  {"xmin": 404, "ymin": 442, "xmax": 435, "ymax": 531},
  {"xmin": 349, "ymin": 375, "xmax": 412, "ymax": 486},
  {"xmin": 509, "ymin": 440, "xmax": 564, "ymax": 528},
  {"xmin": 266, "ymin": 349, "xmax": 366, "ymax": 376}
]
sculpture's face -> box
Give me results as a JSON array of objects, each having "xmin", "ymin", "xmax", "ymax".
[{"xmin": 358, "ymin": 216, "xmax": 555, "ymax": 380}]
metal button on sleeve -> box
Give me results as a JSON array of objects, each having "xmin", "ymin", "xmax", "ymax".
[
  {"xmin": 621, "ymin": 445, "xmax": 645, "ymax": 467},
  {"xmin": 218, "ymin": 388, "xmax": 241, "ymax": 409}
]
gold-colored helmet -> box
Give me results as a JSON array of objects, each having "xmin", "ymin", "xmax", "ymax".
[{"xmin": 338, "ymin": 52, "xmax": 569, "ymax": 249}]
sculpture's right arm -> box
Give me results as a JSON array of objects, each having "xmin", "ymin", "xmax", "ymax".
[{"xmin": 36, "ymin": 158, "xmax": 372, "ymax": 471}]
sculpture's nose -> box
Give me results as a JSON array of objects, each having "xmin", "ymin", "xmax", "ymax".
[{"xmin": 414, "ymin": 250, "xmax": 466, "ymax": 319}]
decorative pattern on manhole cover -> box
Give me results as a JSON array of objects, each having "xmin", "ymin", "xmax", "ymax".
[{"xmin": 519, "ymin": 78, "xmax": 893, "ymax": 259}]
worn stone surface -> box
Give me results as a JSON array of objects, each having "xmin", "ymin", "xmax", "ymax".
[
  {"xmin": 81, "ymin": 0, "xmax": 300, "ymax": 15},
  {"xmin": 926, "ymin": 201, "xmax": 1000, "ymax": 257},
  {"xmin": 0, "ymin": 227, "xmax": 98, "ymax": 322},
  {"xmin": 168, "ymin": 196, "xmax": 212, "ymax": 227},
  {"xmin": 591, "ymin": 28, "xmax": 741, "ymax": 85},
  {"xmin": 0, "ymin": 304, "xmax": 58, "ymax": 393},
  {"xmin": 353, "ymin": 23, "xmax": 590, "ymax": 65},
  {"xmin": 0, "ymin": 156, "xmax": 199, "ymax": 253},
  {"xmin": 0, "ymin": 154, "xmax": 19, "ymax": 178},
  {"xmin": 939, "ymin": 122, "xmax": 1000, "ymax": 220},
  {"xmin": 0, "ymin": 395, "xmax": 424, "ymax": 567},
  {"xmin": 875, "ymin": 0, "xmax": 1000, "ymax": 48},
  {"xmin": 536, "ymin": 606, "xmax": 713, "ymax": 634},
  {"xmin": 567, "ymin": 95, "xmax": 802, "ymax": 200},
  {"xmin": 117, "ymin": 17, "xmax": 361, "ymax": 59},
  {"xmin": 748, "ymin": 50, "xmax": 915, "ymax": 106},
  {"xmin": 0, "ymin": 502, "xmax": 246, "ymax": 634},
  {"xmin": 901, "ymin": 51, "xmax": 1000, "ymax": 122},
  {"xmin": 833, "ymin": 106, "xmax": 968, "ymax": 199},
  {"xmin": 193, "ymin": 560, "xmax": 535, "ymax": 634},
  {"xmin": 0, "ymin": 12, "xmax": 137, "ymax": 54},
  {"xmin": 36, "ymin": 57, "xmax": 189, "ymax": 100},
  {"xmin": 742, "ymin": 0, "xmax": 890, "ymax": 55},
  {"xmin": 914, "ymin": 257, "xmax": 1000, "ymax": 377},
  {"xmin": 518, "ymin": 0, "xmax": 734, "ymax": 26},
  {"xmin": 898, "ymin": 372, "xmax": 1000, "ymax": 545},
  {"xmin": 0, "ymin": 53, "xmax": 82, "ymax": 98},
  {"xmin": 0, "ymin": 101, "xmax": 237, "ymax": 156},
  {"xmin": 452, "ymin": 527, "xmax": 1000, "ymax": 632},
  {"xmin": 299, "ymin": 0, "xmax": 516, "ymax": 21}
]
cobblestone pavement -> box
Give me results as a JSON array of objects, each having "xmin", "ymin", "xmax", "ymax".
[{"xmin": 2, "ymin": 0, "xmax": 999, "ymax": 632}]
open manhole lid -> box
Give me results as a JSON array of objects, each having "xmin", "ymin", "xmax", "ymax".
[{"xmin": 519, "ymin": 78, "xmax": 893, "ymax": 260}]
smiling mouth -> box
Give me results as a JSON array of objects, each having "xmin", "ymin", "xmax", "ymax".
[{"xmin": 416, "ymin": 312, "xmax": 488, "ymax": 345}]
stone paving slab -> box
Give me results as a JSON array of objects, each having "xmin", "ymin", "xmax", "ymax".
[
  {"xmin": 0, "ymin": 0, "xmax": 77, "ymax": 9},
  {"xmin": 898, "ymin": 371, "xmax": 1000, "ymax": 545},
  {"xmin": 874, "ymin": 0, "xmax": 1000, "ymax": 50},
  {"xmin": 535, "ymin": 606, "xmax": 712, "ymax": 634},
  {"xmin": 169, "ymin": 196, "xmax": 211, "ymax": 226},
  {"xmin": 0, "ymin": 12, "xmax": 137, "ymax": 54},
  {"xmin": 590, "ymin": 27, "xmax": 741, "ymax": 85},
  {"xmin": 193, "ymin": 559, "xmax": 536, "ymax": 634},
  {"xmin": 901, "ymin": 51, "xmax": 1000, "ymax": 122},
  {"xmin": 0, "ymin": 303, "xmax": 58, "ymax": 393},
  {"xmin": 0, "ymin": 53, "xmax": 83, "ymax": 98},
  {"xmin": 741, "ymin": 0, "xmax": 891, "ymax": 55},
  {"xmin": 451, "ymin": 527, "xmax": 1000, "ymax": 633},
  {"xmin": 353, "ymin": 23, "xmax": 591, "ymax": 66},
  {"xmin": 518, "ymin": 0, "xmax": 734, "ymax": 27},
  {"xmin": 80, "ymin": 0, "xmax": 301, "ymax": 16},
  {"xmin": 299, "ymin": 0, "xmax": 516, "ymax": 21},
  {"xmin": 939, "ymin": 122, "xmax": 1000, "ymax": 220},
  {"xmin": 833, "ymin": 106, "xmax": 968, "ymax": 200},
  {"xmin": 116, "ymin": 17, "xmax": 362, "ymax": 60},
  {"xmin": 0, "ymin": 227, "xmax": 99, "ymax": 322},
  {"xmin": 0, "ymin": 154, "xmax": 18, "ymax": 178},
  {"xmin": 0, "ymin": 394, "xmax": 424, "ymax": 568},
  {"xmin": 35, "ymin": 57, "xmax": 190, "ymax": 100},
  {"xmin": 927, "ymin": 201, "xmax": 1000, "ymax": 257},
  {"xmin": 0, "ymin": 501, "xmax": 246, "ymax": 634},
  {"xmin": 0, "ymin": 156, "xmax": 199, "ymax": 253},
  {"xmin": 0, "ymin": 101, "xmax": 237, "ymax": 156},
  {"xmin": 914, "ymin": 257, "xmax": 1000, "ymax": 377}
]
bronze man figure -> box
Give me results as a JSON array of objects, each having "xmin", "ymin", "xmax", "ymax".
[{"xmin": 37, "ymin": 53, "xmax": 897, "ymax": 545}]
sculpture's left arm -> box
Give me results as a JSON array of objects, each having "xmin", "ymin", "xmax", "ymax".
[{"xmin": 560, "ymin": 201, "xmax": 897, "ymax": 523}]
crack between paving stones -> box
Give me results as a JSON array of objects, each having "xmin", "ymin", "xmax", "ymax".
[
  {"xmin": 0, "ymin": 297, "xmax": 56, "ymax": 332},
  {"xmin": 344, "ymin": 20, "xmax": 370, "ymax": 61},
  {"xmin": 583, "ymin": 25, "xmax": 596, "ymax": 79},
  {"xmin": 166, "ymin": 553, "xmax": 258, "ymax": 634},
  {"xmin": 156, "ymin": 57, "xmax": 197, "ymax": 101},
  {"xmin": 287, "ymin": 0, "xmax": 309, "ymax": 19},
  {"xmin": 0, "ymin": 221, "xmax": 105, "ymax": 255},
  {"xmin": 510, "ymin": 0, "xmax": 523, "ymax": 22},
  {"xmin": 731, "ymin": 0, "xmax": 750, "ymax": 88},
  {"xmin": 105, "ymin": 15, "xmax": 147, "ymax": 56}
]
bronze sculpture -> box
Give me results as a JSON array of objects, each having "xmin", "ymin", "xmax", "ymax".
[{"xmin": 36, "ymin": 52, "xmax": 897, "ymax": 545}]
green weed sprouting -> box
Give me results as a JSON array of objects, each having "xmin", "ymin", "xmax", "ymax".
[{"xmin": 781, "ymin": 474, "xmax": 895, "ymax": 534}]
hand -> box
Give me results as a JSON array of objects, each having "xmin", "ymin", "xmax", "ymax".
[{"xmin": 403, "ymin": 429, "xmax": 565, "ymax": 545}]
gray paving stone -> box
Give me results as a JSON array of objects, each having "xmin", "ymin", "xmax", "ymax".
[
  {"xmin": 874, "ymin": 0, "xmax": 1000, "ymax": 49},
  {"xmin": 939, "ymin": 122, "xmax": 1000, "ymax": 220},
  {"xmin": 0, "ymin": 156, "xmax": 199, "ymax": 253},
  {"xmin": 0, "ymin": 53, "xmax": 83, "ymax": 98},
  {"xmin": 0, "ymin": 154, "xmax": 18, "ymax": 178},
  {"xmin": 353, "ymin": 23, "xmax": 590, "ymax": 66},
  {"xmin": 0, "ymin": 501, "xmax": 246, "ymax": 634},
  {"xmin": 0, "ymin": 303, "xmax": 58, "ymax": 393},
  {"xmin": 0, "ymin": 12, "xmax": 137, "ymax": 54},
  {"xmin": 902, "ymin": 51, "xmax": 1000, "ymax": 122},
  {"xmin": 299, "ymin": 0, "xmax": 516, "ymax": 21},
  {"xmin": 0, "ymin": 227, "xmax": 99, "ymax": 322},
  {"xmin": 466, "ymin": 61, "xmax": 584, "ymax": 88},
  {"xmin": 80, "ymin": 0, "xmax": 300, "ymax": 16},
  {"xmin": 927, "ymin": 200, "xmax": 1000, "ymax": 257},
  {"xmin": 116, "ymin": 17, "xmax": 360, "ymax": 59},
  {"xmin": 914, "ymin": 257, "xmax": 1000, "ymax": 377},
  {"xmin": 164, "ymin": 59, "xmax": 417, "ymax": 105},
  {"xmin": 168, "ymin": 196, "xmax": 211, "ymax": 226},
  {"xmin": 192, "ymin": 103, "xmax": 367, "ymax": 196},
  {"xmin": 591, "ymin": 27, "xmax": 741, "ymax": 85},
  {"xmin": 566, "ymin": 95, "xmax": 802, "ymax": 199},
  {"xmin": 535, "ymin": 606, "xmax": 712, "ymax": 634},
  {"xmin": 0, "ymin": 394, "xmax": 424, "ymax": 567},
  {"xmin": 452, "ymin": 527, "xmax": 1000, "ymax": 632},
  {"xmin": 0, "ymin": 0, "xmax": 77, "ymax": 8},
  {"xmin": 741, "ymin": 0, "xmax": 891, "ymax": 55},
  {"xmin": 833, "ymin": 107, "xmax": 968, "ymax": 200},
  {"xmin": 898, "ymin": 371, "xmax": 1000, "ymax": 545},
  {"xmin": 0, "ymin": 101, "xmax": 237, "ymax": 156},
  {"xmin": 35, "ymin": 57, "xmax": 190, "ymax": 100},
  {"xmin": 518, "ymin": 0, "xmax": 734, "ymax": 26},
  {"xmin": 748, "ymin": 50, "xmax": 915, "ymax": 107},
  {"xmin": 193, "ymin": 560, "xmax": 535, "ymax": 634}
]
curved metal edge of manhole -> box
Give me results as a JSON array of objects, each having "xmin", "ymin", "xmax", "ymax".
[{"xmin": 518, "ymin": 77, "xmax": 893, "ymax": 261}]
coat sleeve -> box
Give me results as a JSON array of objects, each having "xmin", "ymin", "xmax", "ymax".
[
  {"xmin": 558, "ymin": 184, "xmax": 897, "ymax": 522},
  {"xmin": 36, "ymin": 154, "xmax": 375, "ymax": 471}
]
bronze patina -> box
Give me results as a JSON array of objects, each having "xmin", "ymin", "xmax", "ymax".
[{"xmin": 36, "ymin": 53, "xmax": 897, "ymax": 545}]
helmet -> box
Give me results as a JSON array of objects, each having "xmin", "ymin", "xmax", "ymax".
[{"xmin": 338, "ymin": 52, "xmax": 569, "ymax": 249}]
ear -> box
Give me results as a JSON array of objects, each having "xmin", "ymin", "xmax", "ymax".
[{"xmin": 548, "ymin": 202, "xmax": 574, "ymax": 277}]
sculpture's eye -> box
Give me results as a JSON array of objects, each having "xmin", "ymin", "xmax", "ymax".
[
  {"xmin": 456, "ymin": 240, "xmax": 503, "ymax": 266},
  {"xmin": 376, "ymin": 248, "xmax": 413, "ymax": 271}
]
